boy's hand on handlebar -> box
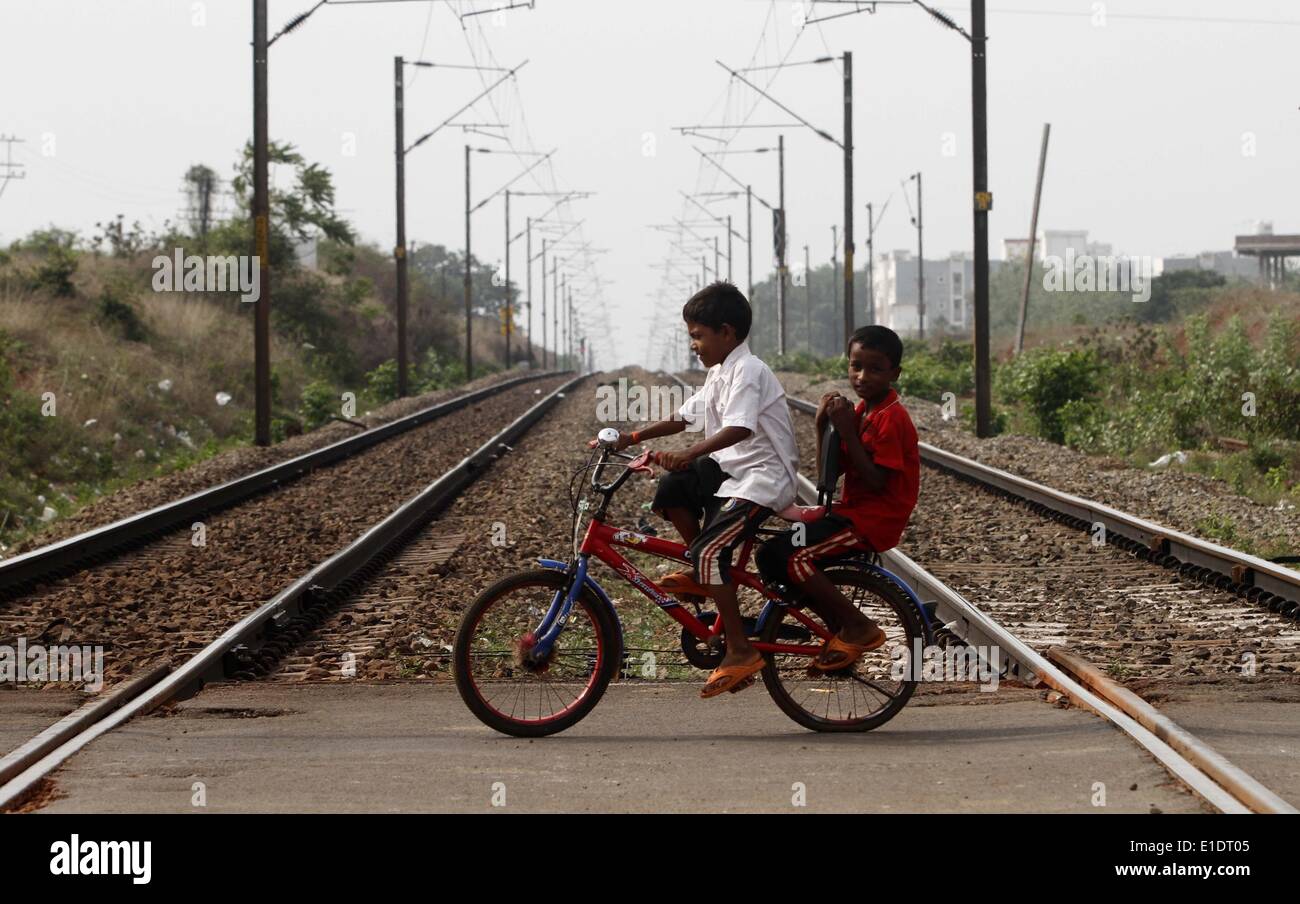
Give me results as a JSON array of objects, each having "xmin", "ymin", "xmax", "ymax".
[
  {"xmin": 826, "ymin": 395, "xmax": 858, "ymax": 435},
  {"xmin": 815, "ymin": 391, "xmax": 840, "ymax": 429},
  {"xmin": 654, "ymin": 449, "xmax": 694, "ymax": 472},
  {"xmin": 587, "ymin": 431, "xmax": 635, "ymax": 451}
]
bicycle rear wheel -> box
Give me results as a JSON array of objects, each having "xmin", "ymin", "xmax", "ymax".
[
  {"xmin": 760, "ymin": 566, "xmax": 922, "ymax": 732},
  {"xmin": 454, "ymin": 568, "xmax": 621, "ymax": 737}
]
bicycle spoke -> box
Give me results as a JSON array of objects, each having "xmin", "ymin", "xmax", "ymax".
[{"xmin": 763, "ymin": 571, "xmax": 919, "ymax": 730}]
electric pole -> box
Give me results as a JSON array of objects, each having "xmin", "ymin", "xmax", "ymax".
[
  {"xmin": 804, "ymin": 244, "xmax": 812, "ymax": 354},
  {"xmin": 842, "ymin": 50, "xmax": 854, "ymax": 352},
  {"xmin": 746, "ymin": 186, "xmax": 754, "ymax": 317},
  {"xmin": 464, "ymin": 145, "xmax": 473, "ymax": 380},
  {"xmin": 504, "ymin": 189, "xmax": 511, "ymax": 367},
  {"xmin": 727, "ymin": 215, "xmax": 733, "ymax": 281},
  {"xmin": 777, "ymin": 133, "xmax": 787, "ymax": 356},
  {"xmin": 866, "ymin": 202, "xmax": 875, "ymax": 325},
  {"xmin": 972, "ymin": 0, "xmax": 993, "ymax": 437},
  {"xmin": 0, "ymin": 135, "xmax": 27, "ymax": 201},
  {"xmin": 525, "ymin": 216, "xmax": 533, "ymax": 366},
  {"xmin": 832, "ymin": 223, "xmax": 839, "ymax": 349},
  {"xmin": 393, "ymin": 56, "xmax": 409, "ymax": 396},
  {"xmin": 911, "ymin": 171, "xmax": 925, "ymax": 340},
  {"xmin": 252, "ymin": 0, "xmax": 272, "ymax": 446},
  {"xmin": 556, "ymin": 256, "xmax": 561, "ymax": 369},
  {"xmin": 540, "ymin": 238, "xmax": 548, "ymax": 369}
]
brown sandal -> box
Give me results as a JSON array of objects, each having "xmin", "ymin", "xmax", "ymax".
[
  {"xmin": 700, "ymin": 654, "xmax": 766, "ymax": 698},
  {"xmin": 806, "ymin": 629, "xmax": 886, "ymax": 674}
]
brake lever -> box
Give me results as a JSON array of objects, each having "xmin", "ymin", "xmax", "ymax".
[{"xmin": 627, "ymin": 449, "xmax": 656, "ymax": 477}]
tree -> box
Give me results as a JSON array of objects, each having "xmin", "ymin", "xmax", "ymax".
[
  {"xmin": 211, "ymin": 141, "xmax": 355, "ymax": 269},
  {"xmin": 183, "ymin": 164, "xmax": 220, "ymax": 250}
]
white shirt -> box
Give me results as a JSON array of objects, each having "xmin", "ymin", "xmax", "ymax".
[{"xmin": 679, "ymin": 341, "xmax": 799, "ymax": 512}]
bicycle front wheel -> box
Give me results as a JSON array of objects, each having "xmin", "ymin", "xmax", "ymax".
[
  {"xmin": 760, "ymin": 566, "xmax": 922, "ymax": 732},
  {"xmin": 453, "ymin": 568, "xmax": 621, "ymax": 737}
]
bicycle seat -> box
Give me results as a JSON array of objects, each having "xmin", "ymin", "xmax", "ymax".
[{"xmin": 776, "ymin": 504, "xmax": 826, "ymax": 523}]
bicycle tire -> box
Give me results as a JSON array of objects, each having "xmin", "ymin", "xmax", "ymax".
[
  {"xmin": 760, "ymin": 565, "xmax": 923, "ymax": 732},
  {"xmin": 454, "ymin": 568, "xmax": 622, "ymax": 737}
]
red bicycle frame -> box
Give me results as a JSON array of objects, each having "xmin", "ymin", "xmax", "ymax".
[{"xmin": 578, "ymin": 516, "xmax": 831, "ymax": 657}]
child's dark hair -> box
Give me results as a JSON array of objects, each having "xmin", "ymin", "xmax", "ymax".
[
  {"xmin": 682, "ymin": 281, "xmax": 751, "ymax": 341},
  {"xmin": 847, "ymin": 324, "xmax": 903, "ymax": 368}
]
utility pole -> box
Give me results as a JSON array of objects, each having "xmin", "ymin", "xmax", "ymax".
[
  {"xmin": 540, "ymin": 238, "xmax": 548, "ymax": 369},
  {"xmin": 804, "ymin": 244, "xmax": 812, "ymax": 354},
  {"xmin": 504, "ymin": 189, "xmax": 512, "ymax": 367},
  {"xmin": 972, "ymin": 0, "xmax": 992, "ymax": 436},
  {"xmin": 727, "ymin": 215, "xmax": 733, "ymax": 281},
  {"xmin": 842, "ymin": 50, "xmax": 854, "ymax": 351},
  {"xmin": 556, "ymin": 256, "xmax": 561, "ymax": 369},
  {"xmin": 866, "ymin": 202, "xmax": 875, "ymax": 325},
  {"xmin": 0, "ymin": 135, "xmax": 26, "ymax": 201},
  {"xmin": 252, "ymin": 0, "xmax": 272, "ymax": 446},
  {"xmin": 393, "ymin": 56, "xmax": 409, "ymax": 396},
  {"xmin": 777, "ymin": 134, "xmax": 787, "ymax": 356},
  {"xmin": 464, "ymin": 145, "xmax": 473, "ymax": 380},
  {"xmin": 1015, "ymin": 123, "xmax": 1051, "ymax": 356},
  {"xmin": 911, "ymin": 171, "xmax": 925, "ymax": 339},
  {"xmin": 832, "ymin": 223, "xmax": 839, "ymax": 346},
  {"xmin": 746, "ymin": 186, "xmax": 753, "ymax": 318},
  {"xmin": 525, "ymin": 216, "xmax": 533, "ymax": 366}
]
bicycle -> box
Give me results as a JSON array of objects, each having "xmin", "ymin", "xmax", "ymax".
[{"xmin": 453, "ymin": 428, "xmax": 934, "ymax": 737}]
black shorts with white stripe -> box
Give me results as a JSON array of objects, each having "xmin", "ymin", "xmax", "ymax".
[
  {"xmin": 755, "ymin": 514, "xmax": 868, "ymax": 585},
  {"xmin": 688, "ymin": 497, "xmax": 771, "ymax": 587}
]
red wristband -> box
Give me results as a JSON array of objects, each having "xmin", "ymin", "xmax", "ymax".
[{"xmin": 629, "ymin": 430, "xmax": 642, "ymax": 444}]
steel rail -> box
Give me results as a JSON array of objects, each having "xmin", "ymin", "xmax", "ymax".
[
  {"xmin": 0, "ymin": 370, "xmax": 567, "ymax": 598},
  {"xmin": 663, "ymin": 373, "xmax": 1287, "ymax": 813},
  {"xmin": 783, "ymin": 396, "xmax": 1300, "ymax": 616},
  {"xmin": 0, "ymin": 375, "xmax": 586, "ymax": 810}
]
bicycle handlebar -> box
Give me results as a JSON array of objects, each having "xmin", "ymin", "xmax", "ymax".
[{"xmin": 585, "ymin": 435, "xmax": 655, "ymax": 495}]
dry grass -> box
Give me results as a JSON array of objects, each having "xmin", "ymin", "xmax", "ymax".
[{"xmin": 1, "ymin": 279, "xmax": 310, "ymax": 457}]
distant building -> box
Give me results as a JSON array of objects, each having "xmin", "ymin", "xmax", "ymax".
[
  {"xmin": 871, "ymin": 250, "xmax": 1003, "ymax": 337},
  {"xmin": 1160, "ymin": 250, "xmax": 1259, "ymax": 283},
  {"xmin": 1233, "ymin": 224, "xmax": 1299, "ymax": 288},
  {"xmin": 1004, "ymin": 232, "xmax": 1110, "ymax": 263},
  {"xmin": 1002, "ymin": 237, "xmax": 1032, "ymax": 262},
  {"xmin": 1043, "ymin": 229, "xmax": 1089, "ymax": 262}
]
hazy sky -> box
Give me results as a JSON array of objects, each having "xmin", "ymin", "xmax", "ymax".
[{"xmin": 3, "ymin": 1, "xmax": 1298, "ymax": 369}]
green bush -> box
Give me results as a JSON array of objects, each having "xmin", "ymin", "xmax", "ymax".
[
  {"xmin": 365, "ymin": 359, "xmax": 400, "ymax": 404},
  {"xmin": 96, "ymin": 279, "xmax": 148, "ymax": 341},
  {"xmin": 298, "ymin": 379, "xmax": 338, "ymax": 430},
  {"xmin": 30, "ymin": 246, "xmax": 79, "ymax": 297},
  {"xmin": 995, "ymin": 346, "xmax": 1100, "ymax": 443},
  {"xmin": 897, "ymin": 342, "xmax": 974, "ymax": 402},
  {"xmin": 415, "ymin": 347, "xmax": 466, "ymax": 391}
]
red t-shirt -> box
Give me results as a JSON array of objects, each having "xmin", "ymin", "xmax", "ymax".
[{"xmin": 834, "ymin": 389, "xmax": 920, "ymax": 552}]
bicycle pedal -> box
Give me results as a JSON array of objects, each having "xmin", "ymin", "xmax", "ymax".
[{"xmin": 776, "ymin": 623, "xmax": 813, "ymax": 641}]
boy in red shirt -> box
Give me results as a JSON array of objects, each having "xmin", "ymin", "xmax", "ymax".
[{"xmin": 756, "ymin": 325, "xmax": 921, "ymax": 672}]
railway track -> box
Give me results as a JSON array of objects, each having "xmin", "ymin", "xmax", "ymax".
[
  {"xmin": 0, "ymin": 374, "xmax": 585, "ymax": 809},
  {"xmin": 775, "ymin": 393, "xmax": 1300, "ymax": 679},
  {"xmin": 669, "ymin": 371, "xmax": 1297, "ymax": 813},
  {"xmin": 0, "ymin": 374, "xmax": 573, "ymax": 689},
  {"xmin": 3, "ymin": 368, "xmax": 1292, "ymax": 814},
  {"xmin": 0, "ymin": 370, "xmax": 564, "ymax": 598}
]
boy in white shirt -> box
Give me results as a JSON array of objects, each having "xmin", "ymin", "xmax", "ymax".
[{"xmin": 609, "ymin": 282, "xmax": 798, "ymax": 697}]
